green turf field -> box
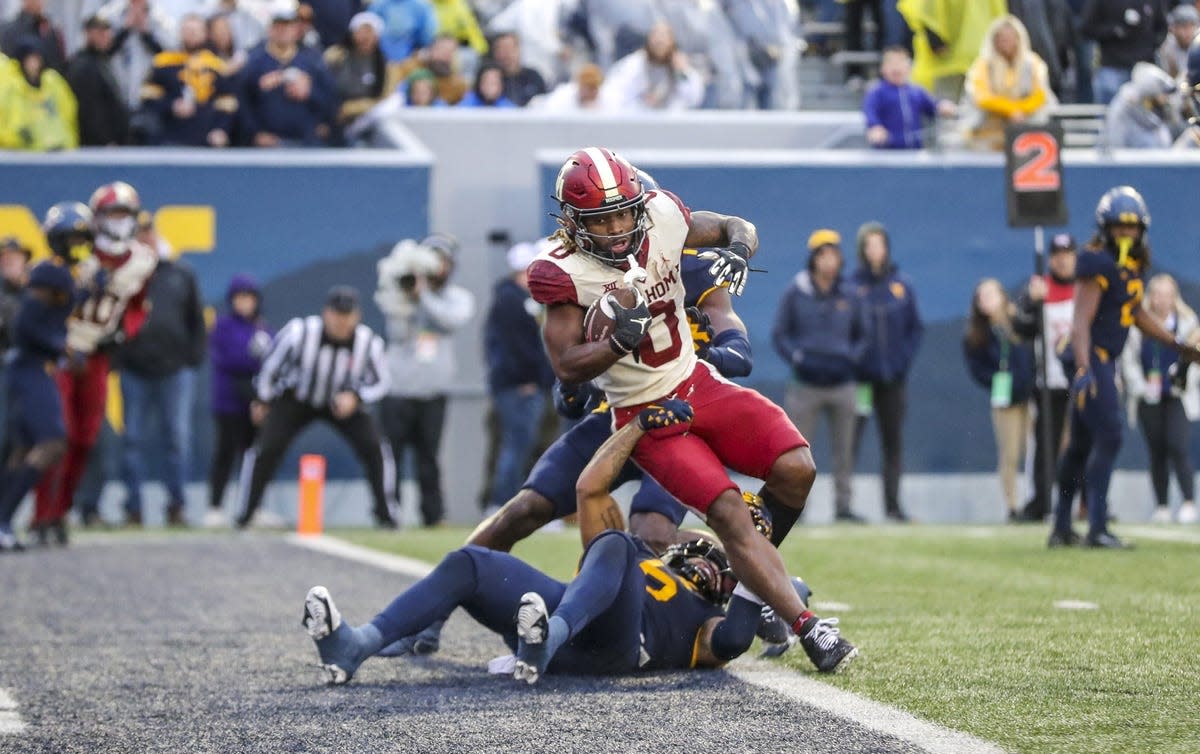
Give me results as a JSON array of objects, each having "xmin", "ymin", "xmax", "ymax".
[{"xmin": 336, "ymin": 524, "xmax": 1200, "ymax": 754}]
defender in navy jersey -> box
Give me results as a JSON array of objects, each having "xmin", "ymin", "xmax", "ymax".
[
  {"xmin": 1051, "ymin": 187, "xmax": 1200, "ymax": 549},
  {"xmin": 303, "ymin": 401, "xmax": 760, "ymax": 684},
  {"xmin": 302, "ymin": 399, "xmax": 855, "ymax": 684}
]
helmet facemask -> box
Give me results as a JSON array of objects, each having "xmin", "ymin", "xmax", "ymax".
[
  {"xmin": 561, "ymin": 198, "xmax": 649, "ymax": 268},
  {"xmin": 662, "ymin": 539, "xmax": 735, "ymax": 606}
]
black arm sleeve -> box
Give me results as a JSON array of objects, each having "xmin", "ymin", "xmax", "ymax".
[{"xmin": 709, "ymin": 596, "xmax": 761, "ymax": 662}]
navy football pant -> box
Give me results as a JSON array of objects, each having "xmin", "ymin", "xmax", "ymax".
[
  {"xmin": 369, "ymin": 532, "xmax": 645, "ymax": 674},
  {"xmin": 524, "ymin": 412, "xmax": 686, "ymax": 525},
  {"xmin": 1055, "ymin": 358, "xmax": 1122, "ymax": 536}
]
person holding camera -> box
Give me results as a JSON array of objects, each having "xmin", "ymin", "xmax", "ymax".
[{"xmin": 375, "ymin": 233, "xmax": 475, "ymax": 527}]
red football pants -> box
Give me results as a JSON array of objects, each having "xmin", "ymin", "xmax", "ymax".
[
  {"xmin": 33, "ymin": 353, "xmax": 109, "ymax": 524},
  {"xmin": 612, "ymin": 362, "xmax": 807, "ymax": 516}
]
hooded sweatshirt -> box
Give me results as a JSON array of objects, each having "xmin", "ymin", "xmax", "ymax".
[
  {"xmin": 209, "ymin": 274, "xmax": 272, "ymax": 415},
  {"xmin": 772, "ymin": 267, "xmax": 863, "ymax": 386},
  {"xmin": 851, "ymin": 223, "xmax": 924, "ymax": 383}
]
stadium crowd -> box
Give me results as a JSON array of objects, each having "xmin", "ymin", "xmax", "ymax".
[{"xmin": 4, "ymin": 1, "xmax": 1200, "ymax": 150}]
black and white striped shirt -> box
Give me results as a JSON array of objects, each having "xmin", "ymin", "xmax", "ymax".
[{"xmin": 255, "ymin": 316, "xmax": 389, "ymax": 409}]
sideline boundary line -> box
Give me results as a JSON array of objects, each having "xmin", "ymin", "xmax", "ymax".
[
  {"xmin": 726, "ymin": 662, "xmax": 1006, "ymax": 754},
  {"xmin": 288, "ymin": 534, "xmax": 1007, "ymax": 754}
]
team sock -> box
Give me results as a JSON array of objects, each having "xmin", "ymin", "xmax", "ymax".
[
  {"xmin": 760, "ymin": 486, "xmax": 801, "ymax": 547},
  {"xmin": 318, "ymin": 622, "xmax": 383, "ymax": 673},
  {"xmin": 518, "ymin": 615, "xmax": 570, "ymax": 676},
  {"xmin": 791, "ymin": 610, "xmax": 816, "ymax": 636}
]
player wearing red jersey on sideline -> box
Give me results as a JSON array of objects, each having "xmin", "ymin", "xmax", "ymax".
[{"xmin": 526, "ymin": 147, "xmax": 855, "ymax": 672}]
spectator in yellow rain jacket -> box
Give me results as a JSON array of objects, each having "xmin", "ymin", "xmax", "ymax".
[
  {"xmin": 0, "ymin": 37, "xmax": 77, "ymax": 150},
  {"xmin": 897, "ymin": 0, "xmax": 1006, "ymax": 102},
  {"xmin": 960, "ymin": 15, "xmax": 1056, "ymax": 151}
]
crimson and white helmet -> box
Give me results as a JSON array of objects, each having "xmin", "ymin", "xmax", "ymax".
[
  {"xmin": 88, "ymin": 181, "xmax": 141, "ymax": 257},
  {"xmin": 554, "ymin": 147, "xmax": 648, "ymax": 267}
]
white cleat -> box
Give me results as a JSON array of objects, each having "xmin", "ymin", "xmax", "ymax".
[
  {"xmin": 1150, "ymin": 507, "xmax": 1172, "ymax": 525},
  {"xmin": 514, "ymin": 592, "xmax": 549, "ymax": 685},
  {"xmin": 1178, "ymin": 502, "xmax": 1198, "ymax": 524},
  {"xmin": 302, "ymin": 586, "xmax": 341, "ymax": 641}
]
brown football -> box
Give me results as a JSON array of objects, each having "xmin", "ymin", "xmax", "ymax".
[{"xmin": 583, "ymin": 287, "xmax": 640, "ymax": 343}]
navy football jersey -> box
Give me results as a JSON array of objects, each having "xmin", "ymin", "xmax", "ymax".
[
  {"xmin": 680, "ymin": 248, "xmax": 724, "ymax": 308},
  {"xmin": 1075, "ymin": 247, "xmax": 1145, "ymax": 359},
  {"xmin": 633, "ymin": 538, "xmax": 724, "ymax": 671}
]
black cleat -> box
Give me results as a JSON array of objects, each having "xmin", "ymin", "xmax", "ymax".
[
  {"xmin": 885, "ymin": 508, "xmax": 910, "ymax": 523},
  {"xmin": 798, "ymin": 616, "xmax": 858, "ymax": 673},
  {"xmin": 835, "ymin": 510, "xmax": 866, "ymax": 524},
  {"xmin": 1083, "ymin": 532, "xmax": 1133, "ymax": 549},
  {"xmin": 1047, "ymin": 528, "xmax": 1080, "ymax": 548}
]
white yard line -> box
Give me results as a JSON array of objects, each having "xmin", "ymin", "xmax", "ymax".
[
  {"xmin": 1120, "ymin": 526, "xmax": 1200, "ymax": 545},
  {"xmin": 0, "ymin": 689, "xmax": 28, "ymax": 735},
  {"xmin": 289, "ymin": 534, "xmax": 1008, "ymax": 754},
  {"xmin": 726, "ymin": 662, "xmax": 1007, "ymax": 754}
]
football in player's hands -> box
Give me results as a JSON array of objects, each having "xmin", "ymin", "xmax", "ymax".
[{"xmin": 583, "ymin": 286, "xmax": 651, "ymax": 354}]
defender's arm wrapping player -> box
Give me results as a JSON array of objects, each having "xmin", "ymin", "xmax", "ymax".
[
  {"xmin": 300, "ymin": 400, "xmax": 763, "ymax": 686},
  {"xmin": 528, "ymin": 147, "xmax": 852, "ymax": 673}
]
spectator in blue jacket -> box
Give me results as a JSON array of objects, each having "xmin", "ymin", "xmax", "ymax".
[
  {"xmin": 963, "ymin": 278, "xmax": 1036, "ymax": 521},
  {"xmin": 851, "ymin": 221, "xmax": 923, "ymax": 522},
  {"xmin": 206, "ymin": 274, "xmax": 271, "ymax": 527},
  {"xmin": 239, "ymin": 7, "xmax": 337, "ymax": 146},
  {"xmin": 864, "ymin": 46, "xmax": 957, "ymax": 149},
  {"xmin": 772, "ymin": 229, "xmax": 865, "ymax": 523},
  {"xmin": 483, "ymin": 241, "xmax": 555, "ymax": 512}
]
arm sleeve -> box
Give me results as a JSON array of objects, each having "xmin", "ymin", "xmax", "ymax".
[
  {"xmin": 420, "ymin": 285, "xmax": 475, "ymax": 332},
  {"xmin": 704, "ymin": 328, "xmax": 753, "ymax": 378},
  {"xmin": 708, "ymin": 596, "xmax": 761, "ymax": 662},
  {"xmin": 255, "ymin": 317, "xmax": 301, "ymax": 401},
  {"xmin": 185, "ymin": 270, "xmax": 206, "ymax": 366},
  {"xmin": 527, "ymin": 260, "xmax": 578, "ymax": 306},
  {"xmin": 770, "ymin": 288, "xmax": 799, "ymax": 365},
  {"xmin": 862, "ymin": 86, "xmax": 883, "ymax": 127},
  {"xmin": 355, "ymin": 332, "xmax": 391, "ymax": 403}
]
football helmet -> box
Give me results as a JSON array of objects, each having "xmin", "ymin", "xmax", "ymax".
[
  {"xmin": 553, "ymin": 147, "xmax": 648, "ymax": 267},
  {"xmin": 42, "ymin": 201, "xmax": 94, "ymax": 264},
  {"xmin": 662, "ymin": 538, "xmax": 735, "ymax": 606},
  {"xmin": 1095, "ymin": 185, "xmax": 1150, "ymax": 231},
  {"xmin": 88, "ymin": 181, "xmax": 141, "ymax": 257}
]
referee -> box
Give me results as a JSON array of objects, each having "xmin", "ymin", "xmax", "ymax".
[{"xmin": 235, "ymin": 286, "xmax": 396, "ymax": 529}]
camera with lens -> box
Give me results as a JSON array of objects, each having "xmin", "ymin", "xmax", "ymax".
[{"xmin": 377, "ymin": 239, "xmax": 443, "ymax": 299}]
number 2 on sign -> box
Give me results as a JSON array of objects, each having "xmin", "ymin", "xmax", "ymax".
[{"xmin": 1012, "ymin": 131, "xmax": 1061, "ymax": 192}]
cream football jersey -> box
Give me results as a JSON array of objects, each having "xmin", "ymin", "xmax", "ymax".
[{"xmin": 529, "ymin": 190, "xmax": 698, "ymax": 407}]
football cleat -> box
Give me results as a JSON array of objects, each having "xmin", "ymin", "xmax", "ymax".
[
  {"xmin": 798, "ymin": 616, "xmax": 858, "ymax": 674},
  {"xmin": 301, "ymin": 586, "xmax": 364, "ymax": 685},
  {"xmin": 302, "ymin": 586, "xmax": 341, "ymax": 640},
  {"xmin": 514, "ymin": 592, "xmax": 550, "ymax": 685},
  {"xmin": 1047, "ymin": 528, "xmax": 1080, "ymax": 548},
  {"xmin": 1083, "ymin": 532, "xmax": 1133, "ymax": 549}
]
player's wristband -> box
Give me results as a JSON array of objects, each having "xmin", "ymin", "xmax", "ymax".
[{"xmin": 727, "ymin": 241, "xmax": 751, "ymax": 260}]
